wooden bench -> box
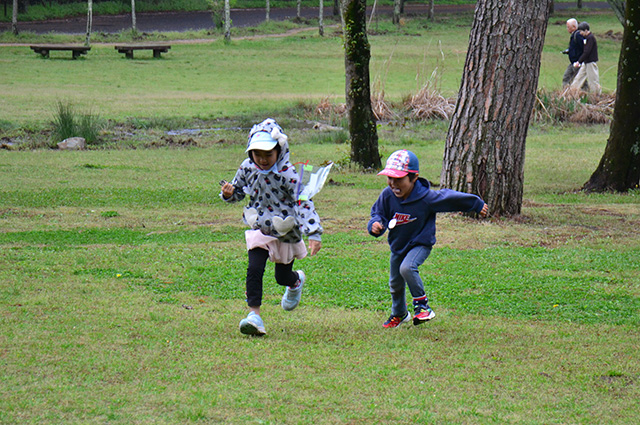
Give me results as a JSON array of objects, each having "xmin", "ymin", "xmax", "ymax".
[
  {"xmin": 114, "ymin": 44, "xmax": 171, "ymax": 59},
  {"xmin": 30, "ymin": 44, "xmax": 91, "ymax": 59}
]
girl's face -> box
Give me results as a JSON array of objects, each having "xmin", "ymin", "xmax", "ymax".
[
  {"xmin": 387, "ymin": 175, "xmax": 417, "ymax": 200},
  {"xmin": 251, "ymin": 149, "xmax": 278, "ymax": 170}
]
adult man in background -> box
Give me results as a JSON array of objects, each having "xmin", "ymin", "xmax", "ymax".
[
  {"xmin": 571, "ymin": 22, "xmax": 601, "ymax": 94},
  {"xmin": 562, "ymin": 18, "xmax": 585, "ymax": 88}
]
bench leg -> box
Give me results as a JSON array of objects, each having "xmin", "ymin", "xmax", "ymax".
[
  {"xmin": 72, "ymin": 50, "xmax": 80, "ymax": 59},
  {"xmin": 153, "ymin": 50, "xmax": 162, "ymax": 59},
  {"xmin": 40, "ymin": 50, "xmax": 50, "ymax": 59},
  {"xmin": 125, "ymin": 51, "xmax": 134, "ymax": 59}
]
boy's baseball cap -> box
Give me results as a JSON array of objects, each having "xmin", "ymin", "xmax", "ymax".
[
  {"xmin": 378, "ymin": 150, "xmax": 419, "ymax": 178},
  {"xmin": 246, "ymin": 131, "xmax": 278, "ymax": 152}
]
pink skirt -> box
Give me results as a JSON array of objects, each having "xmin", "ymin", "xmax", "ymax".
[{"xmin": 245, "ymin": 230, "xmax": 307, "ymax": 264}]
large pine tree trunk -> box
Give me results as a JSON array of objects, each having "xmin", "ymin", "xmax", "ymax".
[
  {"xmin": 583, "ymin": 0, "xmax": 640, "ymax": 192},
  {"xmin": 343, "ymin": 0, "xmax": 381, "ymax": 169},
  {"xmin": 441, "ymin": 0, "xmax": 551, "ymax": 216}
]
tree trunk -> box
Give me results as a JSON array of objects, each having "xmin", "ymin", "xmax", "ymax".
[
  {"xmin": 224, "ymin": 0, "xmax": 231, "ymax": 42},
  {"xmin": 427, "ymin": 0, "xmax": 434, "ymax": 20},
  {"xmin": 297, "ymin": 0, "xmax": 301, "ymax": 19},
  {"xmin": 266, "ymin": 0, "xmax": 270, "ymax": 22},
  {"xmin": 392, "ymin": 0, "xmax": 400, "ymax": 24},
  {"xmin": 333, "ymin": 0, "xmax": 339, "ymax": 17},
  {"xmin": 442, "ymin": 0, "xmax": 552, "ymax": 216},
  {"xmin": 131, "ymin": 0, "xmax": 137, "ymax": 33},
  {"xmin": 319, "ymin": 0, "xmax": 324, "ymax": 36},
  {"xmin": 11, "ymin": 0, "xmax": 17, "ymax": 35},
  {"xmin": 583, "ymin": 0, "xmax": 640, "ymax": 192},
  {"xmin": 343, "ymin": 0, "xmax": 381, "ymax": 169},
  {"xmin": 85, "ymin": 0, "xmax": 92, "ymax": 46},
  {"xmin": 577, "ymin": 0, "xmax": 582, "ymax": 8}
]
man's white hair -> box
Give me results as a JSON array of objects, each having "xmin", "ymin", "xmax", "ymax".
[{"xmin": 567, "ymin": 18, "xmax": 578, "ymax": 27}]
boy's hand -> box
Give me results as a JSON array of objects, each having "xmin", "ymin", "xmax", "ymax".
[
  {"xmin": 479, "ymin": 203, "xmax": 489, "ymax": 218},
  {"xmin": 309, "ymin": 239, "xmax": 322, "ymax": 256},
  {"xmin": 221, "ymin": 181, "xmax": 234, "ymax": 199},
  {"xmin": 371, "ymin": 221, "xmax": 385, "ymax": 235}
]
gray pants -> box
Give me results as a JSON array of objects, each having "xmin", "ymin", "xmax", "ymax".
[{"xmin": 562, "ymin": 63, "xmax": 579, "ymax": 87}]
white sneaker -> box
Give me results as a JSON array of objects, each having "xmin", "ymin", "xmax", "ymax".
[
  {"xmin": 281, "ymin": 270, "xmax": 305, "ymax": 311},
  {"xmin": 239, "ymin": 311, "xmax": 266, "ymax": 336}
]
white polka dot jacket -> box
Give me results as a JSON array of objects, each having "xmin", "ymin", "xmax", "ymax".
[{"xmin": 221, "ymin": 139, "xmax": 323, "ymax": 244}]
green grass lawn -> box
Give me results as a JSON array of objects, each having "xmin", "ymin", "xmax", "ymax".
[{"xmin": 1, "ymin": 9, "xmax": 639, "ymax": 425}]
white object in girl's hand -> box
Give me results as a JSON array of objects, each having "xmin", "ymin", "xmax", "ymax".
[{"xmin": 388, "ymin": 218, "xmax": 397, "ymax": 229}]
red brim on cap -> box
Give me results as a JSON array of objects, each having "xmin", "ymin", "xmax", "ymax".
[{"xmin": 378, "ymin": 169, "xmax": 409, "ymax": 178}]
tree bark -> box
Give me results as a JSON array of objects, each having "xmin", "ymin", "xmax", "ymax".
[
  {"xmin": 319, "ymin": 0, "xmax": 324, "ymax": 36},
  {"xmin": 392, "ymin": 0, "xmax": 400, "ymax": 24},
  {"xmin": 343, "ymin": 0, "xmax": 381, "ymax": 169},
  {"xmin": 224, "ymin": 0, "xmax": 231, "ymax": 42},
  {"xmin": 131, "ymin": 0, "xmax": 137, "ymax": 33},
  {"xmin": 442, "ymin": 0, "xmax": 552, "ymax": 216},
  {"xmin": 85, "ymin": 0, "xmax": 92, "ymax": 46},
  {"xmin": 266, "ymin": 0, "xmax": 270, "ymax": 22},
  {"xmin": 427, "ymin": 0, "xmax": 434, "ymax": 20},
  {"xmin": 11, "ymin": 0, "xmax": 17, "ymax": 35},
  {"xmin": 583, "ymin": 0, "xmax": 640, "ymax": 192}
]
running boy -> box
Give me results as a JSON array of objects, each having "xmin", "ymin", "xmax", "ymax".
[
  {"xmin": 368, "ymin": 150, "xmax": 488, "ymax": 328},
  {"xmin": 221, "ymin": 118, "xmax": 322, "ymax": 336}
]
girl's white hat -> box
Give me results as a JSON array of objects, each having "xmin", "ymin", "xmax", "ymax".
[
  {"xmin": 246, "ymin": 131, "xmax": 278, "ymax": 152},
  {"xmin": 246, "ymin": 118, "xmax": 288, "ymax": 152}
]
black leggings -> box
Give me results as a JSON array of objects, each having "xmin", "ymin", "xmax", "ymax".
[{"xmin": 246, "ymin": 248, "xmax": 299, "ymax": 307}]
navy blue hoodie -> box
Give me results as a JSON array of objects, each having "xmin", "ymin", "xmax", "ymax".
[{"xmin": 368, "ymin": 177, "xmax": 485, "ymax": 256}]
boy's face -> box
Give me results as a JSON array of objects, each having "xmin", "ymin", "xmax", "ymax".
[
  {"xmin": 387, "ymin": 175, "xmax": 417, "ymax": 200},
  {"xmin": 251, "ymin": 148, "xmax": 278, "ymax": 170}
]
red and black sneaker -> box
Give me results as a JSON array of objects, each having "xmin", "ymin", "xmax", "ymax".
[
  {"xmin": 383, "ymin": 312, "xmax": 411, "ymax": 328},
  {"xmin": 413, "ymin": 306, "xmax": 436, "ymax": 325}
]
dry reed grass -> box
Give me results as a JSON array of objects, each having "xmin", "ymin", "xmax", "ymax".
[{"xmin": 535, "ymin": 89, "xmax": 615, "ymax": 124}]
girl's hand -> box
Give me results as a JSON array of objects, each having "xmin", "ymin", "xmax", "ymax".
[
  {"xmin": 309, "ymin": 239, "xmax": 322, "ymax": 256},
  {"xmin": 371, "ymin": 221, "xmax": 384, "ymax": 235},
  {"xmin": 221, "ymin": 181, "xmax": 234, "ymax": 199}
]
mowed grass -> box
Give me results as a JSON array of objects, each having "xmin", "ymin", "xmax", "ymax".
[
  {"xmin": 2, "ymin": 122, "xmax": 639, "ymax": 424},
  {"xmin": 1, "ymin": 9, "xmax": 639, "ymax": 425}
]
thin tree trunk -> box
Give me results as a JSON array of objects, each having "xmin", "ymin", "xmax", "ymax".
[
  {"xmin": 319, "ymin": 0, "xmax": 324, "ymax": 36},
  {"xmin": 11, "ymin": 0, "xmax": 17, "ymax": 35},
  {"xmin": 297, "ymin": 0, "xmax": 301, "ymax": 19},
  {"xmin": 85, "ymin": 0, "xmax": 92, "ymax": 46},
  {"xmin": 333, "ymin": 0, "xmax": 340, "ymax": 17},
  {"xmin": 392, "ymin": 0, "xmax": 400, "ymax": 24},
  {"xmin": 266, "ymin": 0, "xmax": 270, "ymax": 22},
  {"xmin": 577, "ymin": 0, "xmax": 582, "ymax": 8},
  {"xmin": 224, "ymin": 0, "xmax": 231, "ymax": 42},
  {"xmin": 131, "ymin": 0, "xmax": 137, "ymax": 32},
  {"xmin": 442, "ymin": 0, "xmax": 552, "ymax": 216},
  {"xmin": 428, "ymin": 0, "xmax": 434, "ymax": 20},
  {"xmin": 343, "ymin": 0, "xmax": 381, "ymax": 169},
  {"xmin": 583, "ymin": 0, "xmax": 640, "ymax": 192}
]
